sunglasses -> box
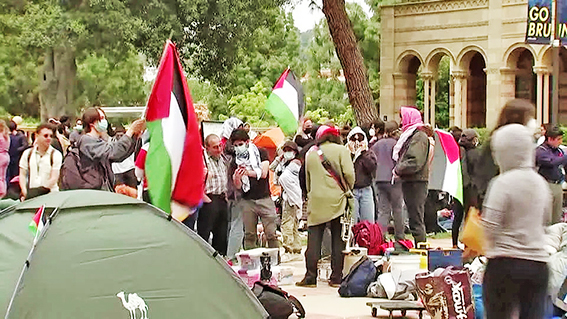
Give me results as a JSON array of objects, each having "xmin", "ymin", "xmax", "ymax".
[
  {"xmin": 42, "ymin": 134, "xmax": 52, "ymax": 138},
  {"xmin": 349, "ymin": 134, "xmax": 364, "ymax": 142}
]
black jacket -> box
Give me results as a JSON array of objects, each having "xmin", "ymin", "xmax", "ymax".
[{"xmin": 354, "ymin": 150, "xmax": 377, "ymax": 189}]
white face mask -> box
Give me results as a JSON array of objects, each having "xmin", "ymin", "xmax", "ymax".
[
  {"xmin": 283, "ymin": 151, "xmax": 295, "ymax": 161},
  {"xmin": 234, "ymin": 144, "xmax": 248, "ymax": 155},
  {"xmin": 95, "ymin": 119, "xmax": 108, "ymax": 133},
  {"xmin": 369, "ymin": 128, "xmax": 375, "ymax": 137}
]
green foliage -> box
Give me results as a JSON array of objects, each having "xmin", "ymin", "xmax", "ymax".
[
  {"xmin": 337, "ymin": 108, "xmax": 356, "ymax": 127},
  {"xmin": 474, "ymin": 127, "xmax": 490, "ymax": 146},
  {"xmin": 76, "ymin": 51, "xmax": 149, "ymax": 109},
  {"xmin": 304, "ymin": 78, "xmax": 349, "ymax": 116},
  {"xmin": 435, "ymin": 57, "xmax": 451, "ymax": 128},
  {"xmin": 304, "ymin": 108, "xmax": 330, "ymax": 124},
  {"xmin": 229, "ymin": 9, "xmax": 304, "ymax": 95},
  {"xmin": 0, "ymin": 15, "xmax": 40, "ymax": 117},
  {"xmin": 187, "ymin": 79, "xmax": 228, "ymax": 121},
  {"xmin": 305, "ymin": 107, "xmax": 355, "ymax": 127},
  {"xmin": 415, "ymin": 56, "xmax": 451, "ymax": 128},
  {"xmin": 1, "ymin": 0, "xmax": 290, "ymax": 117},
  {"xmin": 225, "ymin": 81, "xmax": 274, "ymax": 127}
]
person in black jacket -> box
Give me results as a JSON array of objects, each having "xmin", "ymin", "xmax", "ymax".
[
  {"xmin": 294, "ymin": 118, "xmax": 314, "ymax": 149},
  {"xmin": 6, "ymin": 120, "xmax": 28, "ymax": 183},
  {"xmin": 393, "ymin": 106, "xmax": 430, "ymax": 245},
  {"xmin": 452, "ymin": 129, "xmax": 480, "ymax": 246},
  {"xmin": 347, "ymin": 127, "xmax": 377, "ymax": 222}
]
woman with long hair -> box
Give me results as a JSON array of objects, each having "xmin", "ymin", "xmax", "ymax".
[{"xmin": 476, "ymin": 99, "xmax": 536, "ymax": 207}]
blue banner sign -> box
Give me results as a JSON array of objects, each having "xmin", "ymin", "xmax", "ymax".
[
  {"xmin": 557, "ymin": 0, "xmax": 567, "ymax": 42},
  {"xmin": 526, "ymin": 0, "xmax": 553, "ymax": 44}
]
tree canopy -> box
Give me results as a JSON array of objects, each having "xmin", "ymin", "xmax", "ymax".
[{"xmin": 0, "ymin": 0, "xmax": 289, "ymax": 119}]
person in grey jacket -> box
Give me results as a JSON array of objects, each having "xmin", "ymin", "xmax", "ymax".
[
  {"xmin": 78, "ymin": 107, "xmax": 145, "ymax": 191},
  {"xmin": 482, "ymin": 124, "xmax": 550, "ymax": 319},
  {"xmin": 371, "ymin": 121, "xmax": 405, "ymax": 242},
  {"xmin": 393, "ymin": 106, "xmax": 430, "ymax": 246}
]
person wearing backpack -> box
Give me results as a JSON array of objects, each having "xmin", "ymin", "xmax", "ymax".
[
  {"xmin": 19, "ymin": 123, "xmax": 63, "ymax": 200},
  {"xmin": 70, "ymin": 107, "xmax": 145, "ymax": 191}
]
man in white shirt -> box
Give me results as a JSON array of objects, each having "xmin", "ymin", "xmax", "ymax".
[{"xmin": 19, "ymin": 123, "xmax": 63, "ymax": 200}]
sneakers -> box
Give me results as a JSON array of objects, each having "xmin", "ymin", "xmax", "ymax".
[
  {"xmin": 328, "ymin": 280, "xmax": 341, "ymax": 288},
  {"xmin": 295, "ymin": 278, "xmax": 317, "ymax": 288}
]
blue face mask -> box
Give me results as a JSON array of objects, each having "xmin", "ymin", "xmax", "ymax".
[{"xmin": 95, "ymin": 119, "xmax": 108, "ymax": 133}]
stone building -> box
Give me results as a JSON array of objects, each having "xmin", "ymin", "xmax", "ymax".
[{"xmin": 380, "ymin": 0, "xmax": 567, "ymax": 128}]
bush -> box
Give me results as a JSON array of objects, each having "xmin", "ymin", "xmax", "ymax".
[{"xmin": 474, "ymin": 127, "xmax": 490, "ymax": 146}]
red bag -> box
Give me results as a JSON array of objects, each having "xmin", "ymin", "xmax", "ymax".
[
  {"xmin": 378, "ymin": 240, "xmax": 414, "ymax": 255},
  {"xmin": 352, "ymin": 221, "xmax": 384, "ymax": 255},
  {"xmin": 415, "ymin": 268, "xmax": 475, "ymax": 319}
]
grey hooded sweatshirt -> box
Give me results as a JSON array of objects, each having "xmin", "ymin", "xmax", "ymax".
[{"xmin": 482, "ymin": 124, "xmax": 550, "ymax": 262}]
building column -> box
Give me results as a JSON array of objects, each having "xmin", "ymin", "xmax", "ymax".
[
  {"xmin": 379, "ymin": 6, "xmax": 396, "ymax": 121},
  {"xmin": 544, "ymin": 71, "xmax": 551, "ymax": 123},
  {"xmin": 430, "ymin": 78, "xmax": 437, "ymax": 127},
  {"xmin": 422, "ymin": 72, "xmax": 432, "ymax": 124},
  {"xmin": 393, "ymin": 73, "xmax": 407, "ymax": 121},
  {"xmin": 534, "ymin": 66, "xmax": 547, "ymax": 125},
  {"xmin": 499, "ymin": 67, "xmax": 516, "ymax": 123},
  {"xmin": 461, "ymin": 75, "xmax": 468, "ymax": 128},
  {"xmin": 451, "ymin": 71, "xmax": 466, "ymax": 128}
]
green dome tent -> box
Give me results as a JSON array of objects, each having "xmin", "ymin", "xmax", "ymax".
[{"xmin": 0, "ymin": 190, "xmax": 268, "ymax": 318}]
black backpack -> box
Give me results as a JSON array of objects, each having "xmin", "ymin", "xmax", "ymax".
[
  {"xmin": 59, "ymin": 146, "xmax": 104, "ymax": 190},
  {"xmin": 252, "ymin": 282, "xmax": 305, "ymax": 319}
]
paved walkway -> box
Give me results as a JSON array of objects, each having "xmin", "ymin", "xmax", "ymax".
[{"xmin": 277, "ymin": 238, "xmax": 453, "ymax": 319}]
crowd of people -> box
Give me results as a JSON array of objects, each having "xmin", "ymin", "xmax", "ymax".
[
  {"xmin": 0, "ymin": 107, "xmax": 145, "ymax": 203},
  {"xmin": 4, "ymin": 99, "xmax": 566, "ymax": 317}
]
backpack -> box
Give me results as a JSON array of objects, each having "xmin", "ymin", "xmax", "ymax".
[
  {"xmin": 352, "ymin": 221, "xmax": 385, "ymax": 255},
  {"xmin": 59, "ymin": 146, "xmax": 104, "ymax": 190},
  {"xmin": 252, "ymin": 281, "xmax": 305, "ymax": 319},
  {"xmin": 338, "ymin": 255, "xmax": 377, "ymax": 298}
]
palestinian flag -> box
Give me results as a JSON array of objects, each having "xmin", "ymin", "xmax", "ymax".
[
  {"xmin": 145, "ymin": 40, "xmax": 205, "ymax": 214},
  {"xmin": 429, "ymin": 129, "xmax": 463, "ymax": 204},
  {"xmin": 28, "ymin": 205, "xmax": 46, "ymax": 238},
  {"xmin": 265, "ymin": 68, "xmax": 305, "ymax": 135}
]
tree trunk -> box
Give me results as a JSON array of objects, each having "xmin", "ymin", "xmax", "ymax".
[
  {"xmin": 322, "ymin": 0, "xmax": 379, "ymax": 127},
  {"xmin": 39, "ymin": 46, "xmax": 77, "ymax": 121}
]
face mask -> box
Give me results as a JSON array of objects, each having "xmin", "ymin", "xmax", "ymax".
[
  {"xmin": 304, "ymin": 127, "xmax": 312, "ymax": 135},
  {"xmin": 235, "ymin": 144, "xmax": 248, "ymax": 155},
  {"xmin": 75, "ymin": 125, "xmax": 83, "ymax": 132},
  {"xmin": 95, "ymin": 119, "xmax": 108, "ymax": 133},
  {"xmin": 283, "ymin": 151, "xmax": 295, "ymax": 161},
  {"xmin": 369, "ymin": 128, "xmax": 375, "ymax": 137}
]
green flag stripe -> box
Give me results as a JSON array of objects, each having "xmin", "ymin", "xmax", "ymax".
[
  {"xmin": 146, "ymin": 120, "xmax": 173, "ymax": 213},
  {"xmin": 265, "ymin": 93, "xmax": 298, "ymax": 135}
]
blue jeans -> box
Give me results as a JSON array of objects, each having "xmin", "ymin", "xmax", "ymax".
[
  {"xmin": 353, "ymin": 186, "xmax": 375, "ymax": 223},
  {"xmin": 226, "ymin": 199, "xmax": 244, "ymax": 260}
]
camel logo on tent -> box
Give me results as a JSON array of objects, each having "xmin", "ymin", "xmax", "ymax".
[{"xmin": 116, "ymin": 291, "xmax": 149, "ymax": 319}]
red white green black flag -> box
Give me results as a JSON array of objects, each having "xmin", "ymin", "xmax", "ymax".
[
  {"xmin": 265, "ymin": 68, "xmax": 305, "ymax": 135},
  {"xmin": 144, "ymin": 40, "xmax": 205, "ymax": 215}
]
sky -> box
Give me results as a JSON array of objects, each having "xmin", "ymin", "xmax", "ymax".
[{"xmin": 288, "ymin": 0, "xmax": 373, "ymax": 33}]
